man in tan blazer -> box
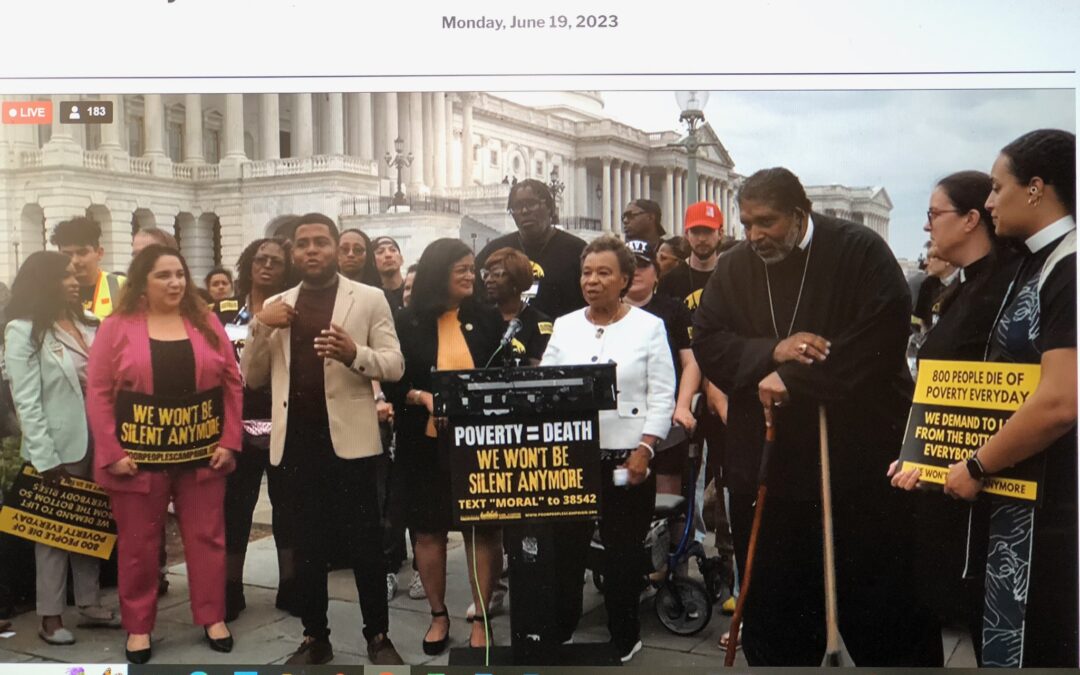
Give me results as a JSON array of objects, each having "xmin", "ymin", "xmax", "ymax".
[{"xmin": 241, "ymin": 213, "xmax": 405, "ymax": 666}]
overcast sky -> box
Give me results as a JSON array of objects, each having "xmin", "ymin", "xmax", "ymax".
[{"xmin": 505, "ymin": 90, "xmax": 1075, "ymax": 260}]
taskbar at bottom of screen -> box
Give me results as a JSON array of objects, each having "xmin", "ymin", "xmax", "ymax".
[{"xmin": 0, "ymin": 667, "xmax": 778, "ymax": 675}]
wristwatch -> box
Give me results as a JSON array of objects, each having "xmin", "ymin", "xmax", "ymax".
[
  {"xmin": 965, "ymin": 455, "xmax": 987, "ymax": 481},
  {"xmin": 375, "ymin": 392, "xmax": 387, "ymax": 403}
]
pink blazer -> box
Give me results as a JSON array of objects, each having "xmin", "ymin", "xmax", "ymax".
[{"xmin": 86, "ymin": 312, "xmax": 243, "ymax": 493}]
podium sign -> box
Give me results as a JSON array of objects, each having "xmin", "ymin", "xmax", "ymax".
[{"xmin": 451, "ymin": 410, "xmax": 601, "ymax": 525}]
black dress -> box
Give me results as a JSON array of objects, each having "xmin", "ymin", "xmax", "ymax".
[
  {"xmin": 386, "ymin": 300, "xmax": 502, "ymax": 533},
  {"xmin": 908, "ymin": 246, "xmax": 1020, "ymax": 657},
  {"xmin": 981, "ymin": 225, "xmax": 1077, "ymax": 667}
]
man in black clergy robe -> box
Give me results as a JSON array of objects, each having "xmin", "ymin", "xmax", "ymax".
[{"xmin": 692, "ymin": 168, "xmax": 940, "ymax": 666}]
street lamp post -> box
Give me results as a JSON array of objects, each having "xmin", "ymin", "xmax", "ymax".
[
  {"xmin": 673, "ymin": 91, "xmax": 713, "ymax": 205},
  {"xmin": 384, "ymin": 137, "xmax": 413, "ymax": 208}
]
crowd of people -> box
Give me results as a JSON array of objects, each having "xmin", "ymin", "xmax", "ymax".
[{"xmin": 0, "ymin": 128, "xmax": 1074, "ymax": 667}]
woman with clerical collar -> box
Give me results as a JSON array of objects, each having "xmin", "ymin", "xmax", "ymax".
[
  {"xmin": 890, "ymin": 170, "xmax": 1021, "ymax": 664},
  {"xmin": 942, "ymin": 129, "xmax": 1076, "ymax": 667},
  {"xmin": 86, "ymin": 245, "xmax": 243, "ymax": 663}
]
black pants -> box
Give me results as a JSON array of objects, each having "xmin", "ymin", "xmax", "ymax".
[
  {"xmin": 597, "ymin": 457, "xmax": 655, "ymax": 652},
  {"xmin": 281, "ymin": 434, "xmax": 388, "ymax": 642},
  {"xmin": 728, "ymin": 486, "xmax": 941, "ymax": 667},
  {"xmin": 225, "ymin": 433, "xmax": 295, "ymax": 555}
]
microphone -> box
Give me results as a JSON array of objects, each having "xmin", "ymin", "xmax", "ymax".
[{"xmin": 499, "ymin": 318, "xmax": 523, "ymax": 346}]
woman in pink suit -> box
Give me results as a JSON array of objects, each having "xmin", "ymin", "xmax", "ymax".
[{"xmin": 86, "ymin": 245, "xmax": 243, "ymax": 663}]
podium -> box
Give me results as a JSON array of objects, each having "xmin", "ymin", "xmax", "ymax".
[{"xmin": 432, "ymin": 364, "xmax": 622, "ymax": 666}]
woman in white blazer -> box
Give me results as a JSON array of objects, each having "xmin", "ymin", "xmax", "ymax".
[
  {"xmin": 541, "ymin": 235, "xmax": 675, "ymax": 663},
  {"xmin": 3, "ymin": 251, "xmax": 118, "ymax": 645}
]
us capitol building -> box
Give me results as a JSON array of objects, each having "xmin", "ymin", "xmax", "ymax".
[{"xmin": 0, "ymin": 91, "xmax": 890, "ymax": 280}]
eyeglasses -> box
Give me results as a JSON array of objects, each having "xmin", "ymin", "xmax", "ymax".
[
  {"xmin": 509, "ymin": 199, "xmax": 544, "ymax": 215},
  {"xmin": 252, "ymin": 255, "xmax": 285, "ymax": 269},
  {"xmin": 926, "ymin": 208, "xmax": 961, "ymax": 223},
  {"xmin": 481, "ymin": 268, "xmax": 508, "ymax": 281},
  {"xmin": 622, "ymin": 210, "xmax": 646, "ymax": 223}
]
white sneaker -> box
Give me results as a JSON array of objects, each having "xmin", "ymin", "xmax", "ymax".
[
  {"xmin": 408, "ymin": 570, "xmax": 426, "ymax": 600},
  {"xmin": 386, "ymin": 572, "xmax": 398, "ymax": 603},
  {"xmin": 466, "ymin": 581, "xmax": 508, "ymax": 620},
  {"xmin": 620, "ymin": 639, "xmax": 643, "ymax": 663}
]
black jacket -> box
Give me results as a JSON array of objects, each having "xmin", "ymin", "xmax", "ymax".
[{"xmin": 387, "ymin": 299, "xmax": 503, "ymax": 443}]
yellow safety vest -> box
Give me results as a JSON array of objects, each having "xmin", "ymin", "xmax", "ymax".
[{"xmin": 84, "ymin": 270, "xmax": 125, "ymax": 319}]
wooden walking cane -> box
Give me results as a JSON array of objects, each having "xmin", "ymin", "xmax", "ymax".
[
  {"xmin": 723, "ymin": 422, "xmax": 776, "ymax": 666},
  {"xmin": 819, "ymin": 404, "xmax": 843, "ymax": 667}
]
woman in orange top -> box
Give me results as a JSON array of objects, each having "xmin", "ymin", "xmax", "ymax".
[{"xmin": 388, "ymin": 239, "xmax": 503, "ymax": 654}]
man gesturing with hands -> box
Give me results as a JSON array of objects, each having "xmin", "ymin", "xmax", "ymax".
[{"xmin": 241, "ymin": 213, "xmax": 406, "ymax": 666}]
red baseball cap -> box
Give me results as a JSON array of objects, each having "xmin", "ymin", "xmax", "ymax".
[{"xmin": 684, "ymin": 201, "xmax": 723, "ymax": 230}]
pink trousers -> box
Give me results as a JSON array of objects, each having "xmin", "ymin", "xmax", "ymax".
[{"xmin": 108, "ymin": 469, "xmax": 226, "ymax": 633}]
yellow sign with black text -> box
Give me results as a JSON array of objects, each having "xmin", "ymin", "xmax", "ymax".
[
  {"xmin": 0, "ymin": 464, "xmax": 116, "ymax": 559},
  {"xmin": 899, "ymin": 360, "xmax": 1043, "ymax": 504}
]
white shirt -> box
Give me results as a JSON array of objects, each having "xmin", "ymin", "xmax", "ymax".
[{"xmin": 541, "ymin": 305, "xmax": 675, "ymax": 450}]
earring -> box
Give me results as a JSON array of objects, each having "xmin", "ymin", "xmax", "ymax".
[{"xmin": 1028, "ymin": 192, "xmax": 1043, "ymax": 207}]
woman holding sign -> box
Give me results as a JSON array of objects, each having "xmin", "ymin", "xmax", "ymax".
[
  {"xmin": 3, "ymin": 251, "xmax": 120, "ymax": 645},
  {"xmin": 541, "ymin": 235, "xmax": 675, "ymax": 663},
  {"xmin": 86, "ymin": 245, "xmax": 243, "ymax": 663},
  {"xmin": 389, "ymin": 238, "xmax": 504, "ymax": 653},
  {"xmin": 889, "ymin": 170, "xmax": 1022, "ymax": 662},
  {"xmin": 942, "ymin": 130, "xmax": 1077, "ymax": 667}
]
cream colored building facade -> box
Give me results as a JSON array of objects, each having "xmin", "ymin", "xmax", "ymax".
[{"xmin": 0, "ymin": 91, "xmax": 887, "ymax": 280}]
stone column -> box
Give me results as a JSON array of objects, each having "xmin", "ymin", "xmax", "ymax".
[
  {"xmin": 444, "ymin": 93, "xmax": 455, "ymax": 186},
  {"xmin": 632, "ymin": 166, "xmax": 641, "ymax": 201},
  {"xmin": 422, "ymin": 92, "xmax": 434, "ymax": 187},
  {"xmin": 182, "ymin": 94, "xmax": 204, "ymax": 163},
  {"xmin": 327, "ymin": 93, "xmax": 344, "ymax": 155},
  {"xmin": 461, "ymin": 93, "xmax": 475, "ymax": 186},
  {"xmin": 674, "ymin": 170, "xmax": 684, "ymax": 234},
  {"xmin": 698, "ymin": 176, "xmax": 707, "ymax": 205},
  {"xmin": 223, "ymin": 94, "xmax": 246, "ymax": 158},
  {"xmin": 358, "ymin": 93, "xmax": 373, "ymax": 159},
  {"xmin": 622, "ymin": 164, "xmax": 632, "ymax": 210},
  {"xmin": 643, "ymin": 171, "xmax": 651, "ymax": 202},
  {"xmin": 397, "ymin": 94, "xmax": 410, "ymax": 151},
  {"xmin": 601, "ymin": 158, "xmax": 612, "ymax": 233},
  {"xmin": 382, "ymin": 91, "xmax": 399, "ymax": 149},
  {"xmin": 574, "ymin": 159, "xmax": 588, "ymax": 220},
  {"xmin": 292, "ymin": 94, "xmax": 313, "ymax": 158},
  {"xmin": 345, "ymin": 93, "xmax": 361, "ymax": 156},
  {"xmin": 218, "ymin": 93, "xmax": 246, "ymax": 177},
  {"xmin": 611, "ymin": 160, "xmax": 622, "ymax": 232},
  {"xmin": 432, "ymin": 92, "xmax": 447, "ymax": 191},
  {"xmin": 142, "ymin": 94, "xmax": 166, "ymax": 156},
  {"xmin": 408, "ymin": 92, "xmax": 424, "ymax": 192},
  {"xmin": 259, "ymin": 94, "xmax": 280, "ymax": 160},
  {"xmin": 664, "ymin": 168, "xmax": 675, "ymax": 233}
]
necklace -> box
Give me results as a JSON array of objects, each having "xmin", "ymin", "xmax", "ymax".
[
  {"xmin": 764, "ymin": 238, "xmax": 813, "ymax": 339},
  {"xmin": 587, "ymin": 303, "xmax": 626, "ymax": 339}
]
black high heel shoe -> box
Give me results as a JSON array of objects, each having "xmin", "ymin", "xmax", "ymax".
[
  {"xmin": 126, "ymin": 635, "xmax": 152, "ymax": 664},
  {"xmin": 204, "ymin": 627, "xmax": 234, "ymax": 653},
  {"xmin": 422, "ymin": 609, "xmax": 450, "ymax": 655}
]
